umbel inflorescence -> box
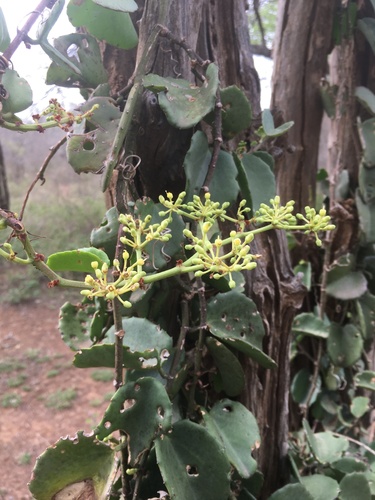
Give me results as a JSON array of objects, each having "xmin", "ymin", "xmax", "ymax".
[{"xmin": 79, "ymin": 192, "xmax": 335, "ymax": 306}]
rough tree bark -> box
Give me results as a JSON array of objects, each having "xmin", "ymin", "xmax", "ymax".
[
  {"xmin": 102, "ymin": 0, "xmax": 305, "ymax": 495},
  {"xmin": 271, "ymin": 0, "xmax": 336, "ymax": 212},
  {"xmin": 0, "ymin": 143, "xmax": 9, "ymax": 210}
]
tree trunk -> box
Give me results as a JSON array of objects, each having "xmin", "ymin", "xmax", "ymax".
[
  {"xmin": 102, "ymin": 0, "xmax": 305, "ymax": 495},
  {"xmin": 0, "ymin": 143, "xmax": 9, "ymax": 210},
  {"xmin": 271, "ymin": 0, "xmax": 335, "ymax": 212}
]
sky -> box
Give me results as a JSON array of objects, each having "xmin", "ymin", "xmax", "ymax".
[
  {"xmin": 0, "ymin": 1, "xmax": 272, "ymax": 116},
  {"xmin": 0, "ymin": 0, "xmax": 81, "ymax": 117}
]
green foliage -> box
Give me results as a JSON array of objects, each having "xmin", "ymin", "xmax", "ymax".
[
  {"xmin": 1, "ymin": 1, "xmax": 371, "ymax": 499},
  {"xmin": 0, "ymin": 7, "xmax": 10, "ymax": 52},
  {"xmin": 67, "ymin": 0, "xmax": 138, "ymax": 49},
  {"xmin": 143, "ymin": 63, "xmax": 219, "ymax": 129},
  {"xmin": 28, "ymin": 432, "xmax": 116, "ymax": 499}
]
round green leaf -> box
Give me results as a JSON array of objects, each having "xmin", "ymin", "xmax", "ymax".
[
  {"xmin": 47, "ymin": 247, "xmax": 110, "ymax": 273},
  {"xmin": 46, "ymin": 33, "xmax": 108, "ymax": 88},
  {"xmin": 332, "ymin": 457, "xmax": 368, "ymax": 474},
  {"xmin": 206, "ymin": 337, "xmax": 245, "ymax": 396},
  {"xmin": 291, "ymin": 368, "xmax": 321, "ymax": 406},
  {"xmin": 95, "ymin": 377, "xmax": 172, "ymax": 465},
  {"xmin": 327, "ymin": 323, "xmax": 363, "ymax": 368},
  {"xmin": 155, "ymin": 420, "xmax": 231, "ymax": 500},
  {"xmin": 144, "ymin": 64, "xmax": 219, "ymax": 129},
  {"xmin": 183, "ymin": 131, "xmax": 239, "ymax": 204},
  {"xmin": 202, "ymin": 400, "xmax": 260, "ymax": 478},
  {"xmin": 262, "ymin": 109, "xmax": 294, "ymax": 137},
  {"xmin": 292, "ymin": 313, "xmax": 329, "ymax": 339},
  {"xmin": 28, "ymin": 432, "xmax": 115, "ymax": 500},
  {"xmin": 300, "ymin": 475, "xmax": 339, "ymax": 500},
  {"xmin": 90, "ymin": 206, "xmax": 120, "ymax": 261},
  {"xmin": 0, "ymin": 7, "xmax": 10, "ymax": 52},
  {"xmin": 350, "ymin": 396, "xmax": 370, "ymax": 418},
  {"xmin": 1, "ymin": 69, "xmax": 32, "ymax": 114},
  {"xmin": 237, "ymin": 152, "xmax": 276, "ymax": 214},
  {"xmin": 354, "ymin": 370, "xmax": 375, "ymax": 391},
  {"xmin": 303, "ymin": 419, "xmax": 348, "ymax": 464},
  {"xmin": 207, "ymin": 290, "xmax": 276, "ymax": 369},
  {"xmin": 67, "ymin": 0, "xmax": 138, "ymax": 49},
  {"xmin": 340, "ymin": 472, "xmax": 371, "ymax": 500}
]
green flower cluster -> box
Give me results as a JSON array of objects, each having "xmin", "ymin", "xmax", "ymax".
[{"xmin": 78, "ymin": 192, "xmax": 335, "ymax": 303}]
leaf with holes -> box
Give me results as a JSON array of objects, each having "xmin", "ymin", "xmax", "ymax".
[
  {"xmin": 45, "ymin": 33, "xmax": 108, "ymax": 88},
  {"xmin": 95, "ymin": 377, "xmax": 172, "ymax": 465},
  {"xmin": 67, "ymin": 97, "xmax": 122, "ymax": 174},
  {"xmin": 67, "ymin": 0, "xmax": 138, "ymax": 49},
  {"xmin": 207, "ymin": 291, "xmax": 276, "ymax": 368},
  {"xmin": 75, "ymin": 317, "xmax": 172, "ymax": 369},
  {"xmin": 1, "ymin": 69, "xmax": 32, "ymax": 114},
  {"xmin": 292, "ymin": 313, "xmax": 330, "ymax": 340},
  {"xmin": 59, "ymin": 301, "xmax": 96, "ymax": 351},
  {"xmin": 105, "ymin": 317, "xmax": 172, "ymax": 359},
  {"xmin": 47, "ymin": 247, "xmax": 110, "ymax": 273},
  {"xmin": 205, "ymin": 337, "xmax": 245, "ymax": 397},
  {"xmin": 303, "ymin": 419, "xmax": 348, "ymax": 464},
  {"xmin": 354, "ymin": 370, "xmax": 375, "ymax": 391},
  {"xmin": 90, "ymin": 207, "xmax": 120, "ymax": 261},
  {"xmin": 143, "ymin": 64, "xmax": 219, "ymax": 129},
  {"xmin": 155, "ymin": 420, "xmax": 231, "ymax": 500},
  {"xmin": 74, "ymin": 343, "xmax": 161, "ymax": 370},
  {"xmin": 28, "ymin": 432, "xmax": 116, "ymax": 500},
  {"xmin": 202, "ymin": 400, "xmax": 260, "ymax": 478},
  {"xmin": 327, "ymin": 323, "xmax": 363, "ymax": 368}
]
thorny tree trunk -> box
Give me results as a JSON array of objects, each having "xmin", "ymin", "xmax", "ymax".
[
  {"xmin": 271, "ymin": 0, "xmax": 335, "ymax": 213},
  {"xmin": 0, "ymin": 143, "xmax": 9, "ymax": 210},
  {"xmin": 102, "ymin": 0, "xmax": 305, "ymax": 495}
]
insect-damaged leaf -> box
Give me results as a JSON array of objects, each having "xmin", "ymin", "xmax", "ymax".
[
  {"xmin": 95, "ymin": 377, "xmax": 172, "ymax": 465},
  {"xmin": 202, "ymin": 400, "xmax": 260, "ymax": 478},
  {"xmin": 67, "ymin": 97, "xmax": 122, "ymax": 174},
  {"xmin": 206, "ymin": 291, "xmax": 276, "ymax": 368},
  {"xmin": 29, "ymin": 432, "xmax": 115, "ymax": 500},
  {"xmin": 143, "ymin": 64, "xmax": 219, "ymax": 129},
  {"xmin": 155, "ymin": 420, "xmax": 231, "ymax": 500}
]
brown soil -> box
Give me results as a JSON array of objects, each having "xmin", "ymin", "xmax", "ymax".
[{"xmin": 0, "ymin": 298, "xmax": 113, "ymax": 499}]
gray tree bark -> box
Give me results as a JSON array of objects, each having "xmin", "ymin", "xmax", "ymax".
[{"xmin": 271, "ymin": 0, "xmax": 336, "ymax": 212}]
